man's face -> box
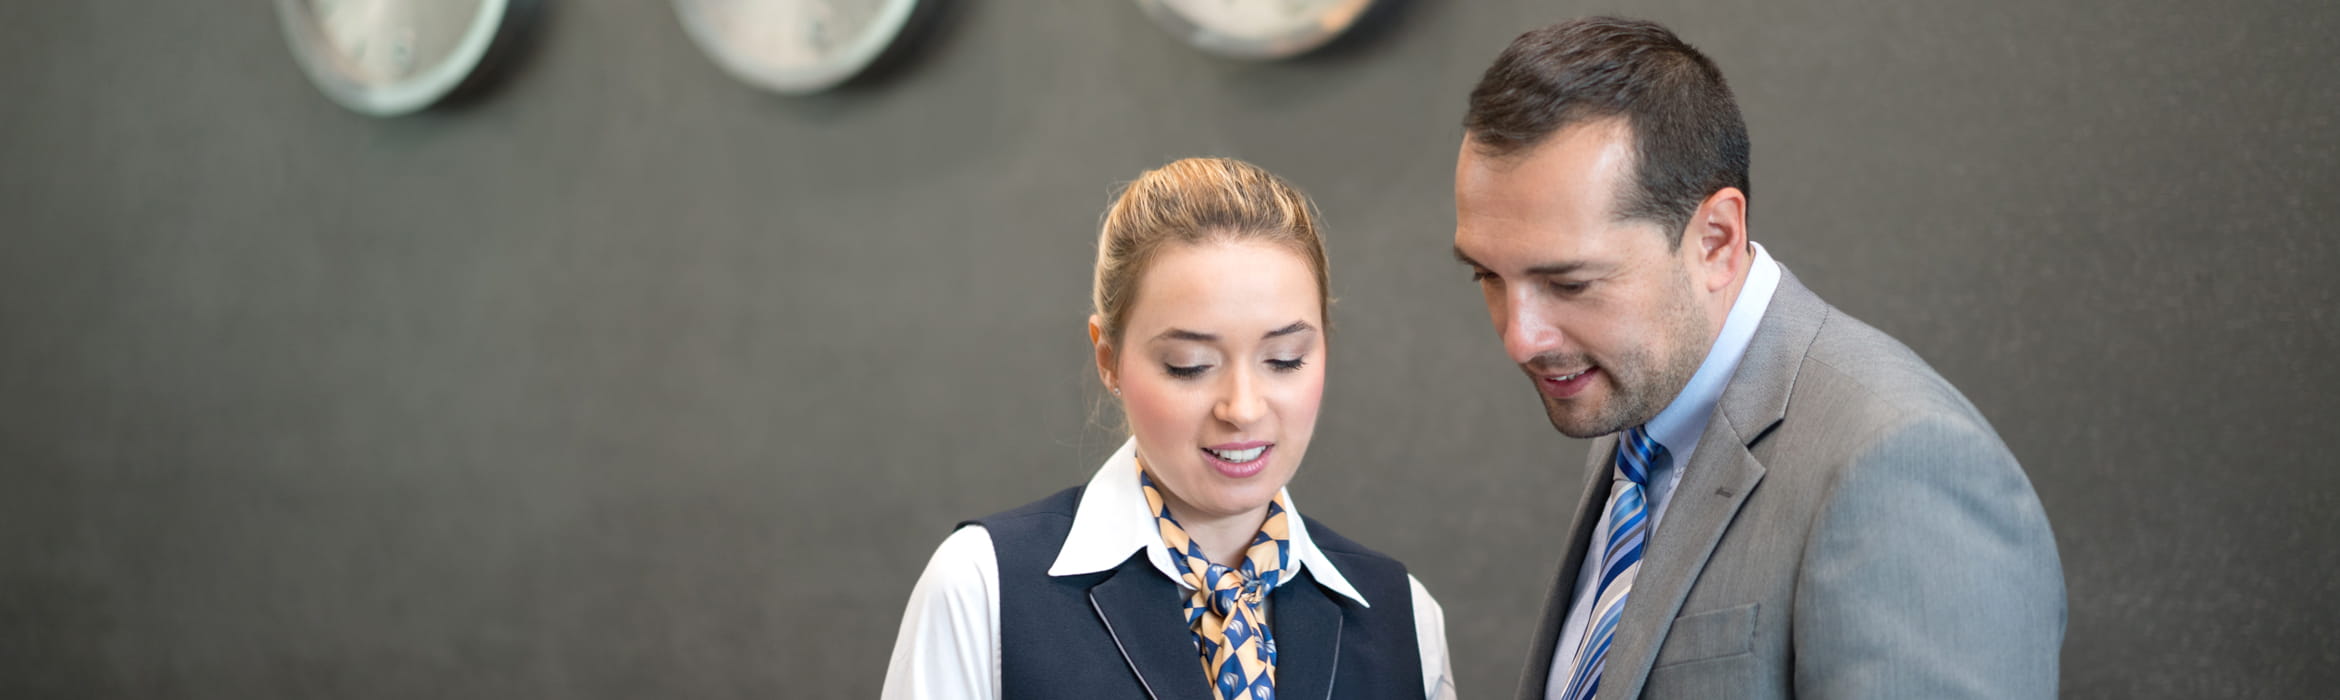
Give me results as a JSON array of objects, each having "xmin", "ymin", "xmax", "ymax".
[{"xmin": 1453, "ymin": 120, "xmax": 1717, "ymax": 438}]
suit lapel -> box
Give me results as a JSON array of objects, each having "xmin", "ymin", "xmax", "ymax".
[
  {"xmin": 1597, "ymin": 268, "xmax": 1831, "ymax": 700},
  {"xmin": 1515, "ymin": 434, "xmax": 1620, "ymax": 700},
  {"xmin": 1267, "ymin": 571, "xmax": 1345, "ymax": 700},
  {"xmin": 1718, "ymin": 269, "xmax": 1826, "ymax": 444},
  {"xmin": 1089, "ymin": 556, "xmax": 1213, "ymax": 700},
  {"xmin": 1597, "ymin": 430, "xmax": 1765, "ymax": 700}
]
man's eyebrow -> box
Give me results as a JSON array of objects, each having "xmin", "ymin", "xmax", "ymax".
[
  {"xmin": 1456, "ymin": 245, "xmax": 1602, "ymax": 277},
  {"xmin": 1526, "ymin": 262, "xmax": 1596, "ymax": 276}
]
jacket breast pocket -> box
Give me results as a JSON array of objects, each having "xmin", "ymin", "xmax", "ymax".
[
  {"xmin": 1644, "ymin": 604, "xmax": 1761, "ymax": 698},
  {"xmin": 1652, "ymin": 603, "xmax": 1758, "ymax": 668}
]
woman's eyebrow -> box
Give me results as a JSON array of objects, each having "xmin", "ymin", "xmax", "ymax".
[
  {"xmin": 1151, "ymin": 321, "xmax": 1313, "ymax": 343},
  {"xmin": 1153, "ymin": 328, "xmax": 1217, "ymax": 343},
  {"xmin": 1263, "ymin": 321, "xmax": 1314, "ymax": 339}
]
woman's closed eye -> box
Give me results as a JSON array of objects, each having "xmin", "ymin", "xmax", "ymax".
[
  {"xmin": 1267, "ymin": 358, "xmax": 1307, "ymax": 372},
  {"xmin": 1165, "ymin": 363, "xmax": 1212, "ymax": 379}
]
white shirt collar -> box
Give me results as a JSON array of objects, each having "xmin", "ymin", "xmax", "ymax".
[
  {"xmin": 1046, "ymin": 437, "xmax": 1372, "ymax": 607},
  {"xmin": 1642, "ymin": 241, "xmax": 1782, "ymax": 457}
]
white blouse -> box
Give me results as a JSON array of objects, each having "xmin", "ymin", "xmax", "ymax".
[{"xmin": 881, "ymin": 438, "xmax": 1457, "ymax": 700}]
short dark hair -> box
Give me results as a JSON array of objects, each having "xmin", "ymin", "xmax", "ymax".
[{"xmin": 1464, "ymin": 17, "xmax": 1750, "ymax": 246}]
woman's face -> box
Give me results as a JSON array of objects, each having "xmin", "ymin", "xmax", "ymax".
[{"xmin": 1099, "ymin": 239, "xmax": 1326, "ymax": 527}]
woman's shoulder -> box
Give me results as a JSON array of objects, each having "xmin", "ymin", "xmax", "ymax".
[
  {"xmin": 945, "ymin": 484, "xmax": 1096, "ymax": 577},
  {"xmin": 1294, "ymin": 510, "xmax": 1428, "ymax": 616},
  {"xmin": 907, "ymin": 485, "xmax": 1084, "ymax": 580},
  {"xmin": 966, "ymin": 485, "xmax": 1086, "ymax": 529},
  {"xmin": 1296, "ymin": 512, "xmax": 1407, "ymax": 569},
  {"xmin": 916, "ymin": 524, "xmax": 998, "ymax": 588}
]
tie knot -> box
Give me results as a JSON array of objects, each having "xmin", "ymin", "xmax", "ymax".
[
  {"xmin": 1616, "ymin": 426, "xmax": 1667, "ymax": 486},
  {"xmin": 1203, "ymin": 564, "xmax": 1272, "ymax": 617}
]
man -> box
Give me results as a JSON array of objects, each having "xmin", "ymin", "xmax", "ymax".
[{"xmin": 1450, "ymin": 18, "xmax": 2066, "ymax": 699}]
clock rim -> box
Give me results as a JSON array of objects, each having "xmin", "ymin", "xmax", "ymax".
[
  {"xmin": 1135, "ymin": 0, "xmax": 1378, "ymax": 60},
  {"xmin": 672, "ymin": 0, "xmax": 924, "ymax": 96},
  {"xmin": 275, "ymin": 0, "xmax": 515, "ymax": 117}
]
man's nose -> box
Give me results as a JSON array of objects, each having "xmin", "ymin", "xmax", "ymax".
[{"xmin": 1500, "ymin": 299, "xmax": 1566, "ymax": 366}]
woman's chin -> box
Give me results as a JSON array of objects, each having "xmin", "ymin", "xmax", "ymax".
[{"xmin": 1156, "ymin": 465, "xmax": 1294, "ymax": 524}]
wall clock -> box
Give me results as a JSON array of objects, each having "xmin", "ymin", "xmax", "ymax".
[
  {"xmin": 1135, "ymin": 0, "xmax": 1377, "ymax": 60},
  {"xmin": 275, "ymin": 0, "xmax": 524, "ymax": 116},
  {"xmin": 673, "ymin": 0, "xmax": 924, "ymax": 95}
]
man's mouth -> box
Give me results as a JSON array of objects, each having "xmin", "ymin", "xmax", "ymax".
[{"xmin": 1537, "ymin": 367, "xmax": 1599, "ymax": 399}]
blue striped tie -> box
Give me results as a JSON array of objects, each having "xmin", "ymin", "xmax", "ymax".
[{"xmin": 1559, "ymin": 426, "xmax": 1668, "ymax": 700}]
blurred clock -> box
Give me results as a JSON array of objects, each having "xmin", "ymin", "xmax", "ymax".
[
  {"xmin": 673, "ymin": 0, "xmax": 924, "ymax": 95},
  {"xmin": 275, "ymin": 0, "xmax": 524, "ymax": 116},
  {"xmin": 1136, "ymin": 0, "xmax": 1377, "ymax": 60}
]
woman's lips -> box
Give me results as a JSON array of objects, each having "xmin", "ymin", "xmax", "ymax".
[{"xmin": 1201, "ymin": 443, "xmax": 1273, "ymax": 478}]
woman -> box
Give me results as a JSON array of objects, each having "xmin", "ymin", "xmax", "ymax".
[{"xmin": 881, "ymin": 157, "xmax": 1454, "ymax": 700}]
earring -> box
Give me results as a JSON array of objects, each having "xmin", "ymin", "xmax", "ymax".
[{"xmin": 1110, "ymin": 386, "xmax": 1121, "ymax": 396}]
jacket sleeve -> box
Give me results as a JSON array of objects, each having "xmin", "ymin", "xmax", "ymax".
[{"xmin": 1792, "ymin": 414, "xmax": 2067, "ymax": 698}]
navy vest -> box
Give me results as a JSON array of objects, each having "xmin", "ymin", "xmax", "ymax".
[{"xmin": 967, "ymin": 486, "xmax": 1425, "ymax": 700}]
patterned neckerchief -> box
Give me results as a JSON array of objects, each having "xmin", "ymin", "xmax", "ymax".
[{"xmin": 1138, "ymin": 466, "xmax": 1296, "ymax": 700}]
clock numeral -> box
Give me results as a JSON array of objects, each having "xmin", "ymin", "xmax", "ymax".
[
  {"xmin": 392, "ymin": 28, "xmax": 416, "ymax": 72},
  {"xmin": 804, "ymin": 1, "xmax": 835, "ymax": 54}
]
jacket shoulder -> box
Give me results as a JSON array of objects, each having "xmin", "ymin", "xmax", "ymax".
[{"xmin": 1797, "ymin": 304, "xmax": 1999, "ymax": 440}]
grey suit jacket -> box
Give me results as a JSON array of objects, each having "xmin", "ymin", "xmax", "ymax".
[{"xmin": 1516, "ymin": 269, "xmax": 2066, "ymax": 700}]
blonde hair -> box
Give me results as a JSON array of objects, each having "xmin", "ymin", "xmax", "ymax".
[{"xmin": 1091, "ymin": 157, "xmax": 1330, "ymax": 345}]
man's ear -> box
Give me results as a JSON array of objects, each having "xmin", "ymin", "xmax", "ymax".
[
  {"xmin": 1685, "ymin": 186, "xmax": 1750, "ymax": 293},
  {"xmin": 1088, "ymin": 315, "xmax": 1118, "ymax": 393}
]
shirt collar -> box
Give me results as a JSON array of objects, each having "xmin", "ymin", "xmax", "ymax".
[
  {"xmin": 1642, "ymin": 241, "xmax": 1782, "ymax": 457},
  {"xmin": 1046, "ymin": 437, "xmax": 1371, "ymax": 607}
]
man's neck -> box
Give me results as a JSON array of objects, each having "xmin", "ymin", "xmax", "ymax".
[{"xmin": 1703, "ymin": 247, "xmax": 1756, "ymax": 335}]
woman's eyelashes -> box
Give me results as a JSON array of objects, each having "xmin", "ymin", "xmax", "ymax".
[
  {"xmin": 1162, "ymin": 356, "xmax": 1309, "ymax": 379},
  {"xmin": 1165, "ymin": 363, "xmax": 1212, "ymax": 378}
]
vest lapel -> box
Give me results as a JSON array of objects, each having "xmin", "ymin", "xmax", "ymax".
[
  {"xmin": 1267, "ymin": 572, "xmax": 1345, "ymax": 700},
  {"xmin": 1089, "ymin": 555, "xmax": 1214, "ymax": 700}
]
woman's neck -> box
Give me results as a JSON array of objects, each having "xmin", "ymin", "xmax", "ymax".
[{"xmin": 1167, "ymin": 503, "xmax": 1270, "ymax": 568}]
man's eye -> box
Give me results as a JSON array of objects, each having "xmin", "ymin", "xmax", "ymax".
[
  {"xmin": 1469, "ymin": 270, "xmax": 1497, "ymax": 283},
  {"xmin": 1551, "ymin": 281, "xmax": 1591, "ymax": 294},
  {"xmin": 1165, "ymin": 364, "xmax": 1210, "ymax": 378}
]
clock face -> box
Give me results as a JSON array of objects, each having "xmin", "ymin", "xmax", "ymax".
[
  {"xmin": 1136, "ymin": 0, "xmax": 1377, "ymax": 60},
  {"xmin": 673, "ymin": 0, "xmax": 923, "ymax": 95},
  {"xmin": 276, "ymin": 0, "xmax": 518, "ymax": 116}
]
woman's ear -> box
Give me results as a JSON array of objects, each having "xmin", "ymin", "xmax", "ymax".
[{"xmin": 1088, "ymin": 315, "xmax": 1118, "ymax": 394}]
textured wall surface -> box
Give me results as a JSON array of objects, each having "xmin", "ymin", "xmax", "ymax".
[{"xmin": 3, "ymin": 1, "xmax": 2335, "ymax": 697}]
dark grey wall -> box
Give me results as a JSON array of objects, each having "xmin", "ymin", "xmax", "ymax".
[{"xmin": 4, "ymin": 1, "xmax": 2335, "ymax": 697}]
